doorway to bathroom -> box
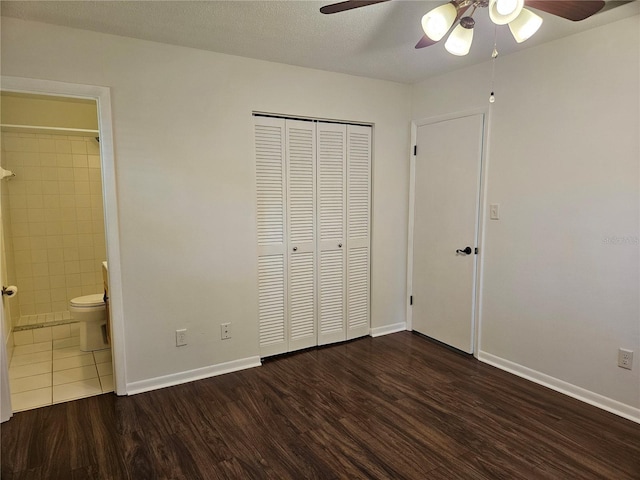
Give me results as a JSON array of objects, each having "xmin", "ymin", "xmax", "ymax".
[{"xmin": 0, "ymin": 77, "xmax": 125, "ymax": 418}]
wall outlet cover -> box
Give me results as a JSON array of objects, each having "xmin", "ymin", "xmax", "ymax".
[
  {"xmin": 221, "ymin": 323, "xmax": 231, "ymax": 340},
  {"xmin": 618, "ymin": 348, "xmax": 633, "ymax": 370}
]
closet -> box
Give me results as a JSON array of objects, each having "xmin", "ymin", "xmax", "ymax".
[{"xmin": 254, "ymin": 115, "xmax": 371, "ymax": 357}]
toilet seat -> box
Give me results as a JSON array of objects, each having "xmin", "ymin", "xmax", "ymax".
[{"xmin": 70, "ymin": 293, "xmax": 104, "ymax": 308}]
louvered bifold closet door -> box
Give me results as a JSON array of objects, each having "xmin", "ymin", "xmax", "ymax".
[
  {"xmin": 346, "ymin": 125, "xmax": 371, "ymax": 340},
  {"xmin": 286, "ymin": 120, "xmax": 317, "ymax": 352},
  {"xmin": 255, "ymin": 116, "xmax": 288, "ymax": 357},
  {"xmin": 317, "ymin": 123, "xmax": 347, "ymax": 345}
]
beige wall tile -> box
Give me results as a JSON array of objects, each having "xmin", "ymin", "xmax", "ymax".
[
  {"xmin": 36, "ymin": 303, "xmax": 52, "ymax": 314},
  {"xmin": 6, "ymin": 132, "xmax": 105, "ymax": 322},
  {"xmin": 51, "ymin": 288, "xmax": 66, "ymax": 302},
  {"xmin": 40, "ymin": 153, "xmax": 57, "ymax": 167},
  {"xmin": 70, "ymin": 141, "xmax": 86, "ymax": 155},
  {"xmin": 55, "ymin": 139, "xmax": 71, "ymax": 153},
  {"xmin": 30, "ymin": 237, "xmax": 47, "ymax": 250}
]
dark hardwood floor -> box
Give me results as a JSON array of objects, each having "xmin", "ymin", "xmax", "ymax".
[{"xmin": 2, "ymin": 331, "xmax": 639, "ymax": 479}]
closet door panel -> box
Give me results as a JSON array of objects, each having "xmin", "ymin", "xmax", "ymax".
[
  {"xmin": 258, "ymin": 255, "xmax": 286, "ymax": 354},
  {"xmin": 289, "ymin": 251, "xmax": 315, "ymax": 346},
  {"xmin": 256, "ymin": 117, "xmax": 370, "ymax": 356},
  {"xmin": 346, "ymin": 125, "xmax": 371, "ymax": 340},
  {"xmin": 255, "ymin": 117, "xmax": 288, "ymax": 357},
  {"xmin": 286, "ymin": 120, "xmax": 317, "ymax": 351},
  {"xmin": 317, "ymin": 123, "xmax": 347, "ymax": 345},
  {"xmin": 347, "ymin": 246, "xmax": 369, "ymax": 336}
]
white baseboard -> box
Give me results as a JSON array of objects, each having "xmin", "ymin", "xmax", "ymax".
[
  {"xmin": 370, "ymin": 322, "xmax": 407, "ymax": 338},
  {"xmin": 478, "ymin": 351, "xmax": 640, "ymax": 424},
  {"xmin": 126, "ymin": 356, "xmax": 262, "ymax": 395}
]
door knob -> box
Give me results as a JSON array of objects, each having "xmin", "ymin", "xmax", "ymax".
[
  {"xmin": 292, "ymin": 247, "xmax": 298, "ymax": 252},
  {"xmin": 338, "ymin": 243, "xmax": 342, "ymax": 248},
  {"xmin": 456, "ymin": 246, "xmax": 472, "ymax": 255}
]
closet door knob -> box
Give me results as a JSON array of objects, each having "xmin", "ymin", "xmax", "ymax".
[
  {"xmin": 292, "ymin": 247, "xmax": 298, "ymax": 252},
  {"xmin": 338, "ymin": 243, "xmax": 342, "ymax": 248}
]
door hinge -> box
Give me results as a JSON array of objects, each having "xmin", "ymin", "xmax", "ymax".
[
  {"xmin": 475, "ymin": 247, "xmax": 478, "ymax": 254},
  {"xmin": 410, "ymin": 295, "xmax": 413, "ymax": 306},
  {"xmin": 413, "ymin": 145, "xmax": 417, "ymax": 156}
]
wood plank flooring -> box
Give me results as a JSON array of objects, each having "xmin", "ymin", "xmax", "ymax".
[{"xmin": 2, "ymin": 331, "xmax": 639, "ymax": 479}]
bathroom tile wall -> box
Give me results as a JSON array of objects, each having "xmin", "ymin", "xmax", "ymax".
[{"xmin": 1, "ymin": 132, "xmax": 106, "ymax": 320}]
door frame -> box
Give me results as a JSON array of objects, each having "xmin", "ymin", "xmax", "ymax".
[
  {"xmin": 1, "ymin": 211, "xmax": 13, "ymax": 421},
  {"xmin": 1, "ymin": 75, "xmax": 127, "ymax": 395},
  {"xmin": 406, "ymin": 107, "xmax": 491, "ymax": 358}
]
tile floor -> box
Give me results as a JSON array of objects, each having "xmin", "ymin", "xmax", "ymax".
[{"xmin": 9, "ymin": 332, "xmax": 114, "ymax": 412}]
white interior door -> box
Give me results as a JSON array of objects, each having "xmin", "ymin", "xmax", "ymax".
[{"xmin": 412, "ymin": 114, "xmax": 484, "ymax": 354}]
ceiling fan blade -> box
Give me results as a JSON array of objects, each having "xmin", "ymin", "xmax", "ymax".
[
  {"xmin": 524, "ymin": 0, "xmax": 605, "ymax": 21},
  {"xmin": 415, "ymin": 35, "xmax": 438, "ymax": 49},
  {"xmin": 320, "ymin": 0, "xmax": 391, "ymax": 15},
  {"xmin": 414, "ymin": 1, "xmax": 471, "ymax": 49}
]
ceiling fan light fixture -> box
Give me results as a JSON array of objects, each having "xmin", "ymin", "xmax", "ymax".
[
  {"xmin": 508, "ymin": 8, "xmax": 543, "ymax": 43},
  {"xmin": 489, "ymin": 0, "xmax": 524, "ymax": 25},
  {"xmin": 445, "ymin": 17, "xmax": 474, "ymax": 56},
  {"xmin": 421, "ymin": 2, "xmax": 458, "ymax": 41}
]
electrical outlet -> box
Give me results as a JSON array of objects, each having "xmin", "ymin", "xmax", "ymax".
[
  {"xmin": 176, "ymin": 329, "xmax": 187, "ymax": 347},
  {"xmin": 618, "ymin": 348, "xmax": 633, "ymax": 370},
  {"xmin": 221, "ymin": 323, "xmax": 231, "ymax": 340}
]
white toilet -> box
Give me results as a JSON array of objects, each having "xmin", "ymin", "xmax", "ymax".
[{"xmin": 69, "ymin": 294, "xmax": 109, "ymax": 351}]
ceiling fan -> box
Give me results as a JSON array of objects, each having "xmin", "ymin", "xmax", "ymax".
[{"xmin": 320, "ymin": 0, "xmax": 606, "ymax": 55}]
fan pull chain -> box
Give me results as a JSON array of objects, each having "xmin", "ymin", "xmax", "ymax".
[{"xmin": 489, "ymin": 25, "xmax": 498, "ymax": 104}]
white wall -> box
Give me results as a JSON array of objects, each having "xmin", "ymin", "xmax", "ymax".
[
  {"xmin": 413, "ymin": 16, "xmax": 639, "ymax": 412},
  {"xmin": 0, "ymin": 18, "xmax": 411, "ymax": 387}
]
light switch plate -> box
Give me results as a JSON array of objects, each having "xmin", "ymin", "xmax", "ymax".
[{"xmin": 490, "ymin": 204, "xmax": 500, "ymax": 220}]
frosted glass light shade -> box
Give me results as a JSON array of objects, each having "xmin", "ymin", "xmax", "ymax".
[
  {"xmin": 445, "ymin": 23, "xmax": 474, "ymax": 56},
  {"xmin": 508, "ymin": 8, "xmax": 543, "ymax": 43},
  {"xmin": 489, "ymin": 0, "xmax": 524, "ymax": 25},
  {"xmin": 421, "ymin": 2, "xmax": 458, "ymax": 41}
]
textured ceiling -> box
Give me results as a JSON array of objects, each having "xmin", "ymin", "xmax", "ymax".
[{"xmin": 2, "ymin": 1, "xmax": 638, "ymax": 84}]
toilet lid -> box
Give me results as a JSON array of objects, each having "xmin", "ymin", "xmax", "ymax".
[{"xmin": 70, "ymin": 293, "xmax": 104, "ymax": 307}]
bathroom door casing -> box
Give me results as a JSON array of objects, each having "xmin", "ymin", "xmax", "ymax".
[
  {"xmin": 0, "ymin": 199, "xmax": 13, "ymax": 422},
  {"xmin": 411, "ymin": 113, "xmax": 484, "ymax": 354}
]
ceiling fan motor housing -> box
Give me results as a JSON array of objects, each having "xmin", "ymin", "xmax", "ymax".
[{"xmin": 459, "ymin": 16, "xmax": 476, "ymax": 29}]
